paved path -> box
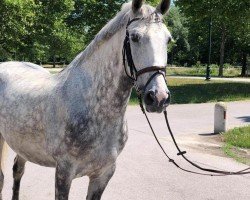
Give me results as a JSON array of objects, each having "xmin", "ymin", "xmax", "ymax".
[
  {"xmin": 170, "ymin": 75, "xmax": 250, "ymax": 82},
  {"xmin": 127, "ymin": 101, "xmax": 250, "ymax": 137},
  {"xmin": 2, "ymin": 102, "xmax": 250, "ymax": 200}
]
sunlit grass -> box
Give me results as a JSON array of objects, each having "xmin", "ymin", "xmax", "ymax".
[
  {"xmin": 130, "ymin": 77, "xmax": 250, "ymax": 104},
  {"xmin": 223, "ymin": 126, "xmax": 250, "ymax": 148},
  {"xmin": 47, "ymin": 68, "xmax": 63, "ymax": 74},
  {"xmin": 222, "ymin": 125, "xmax": 250, "ymax": 165},
  {"xmin": 166, "ymin": 66, "xmax": 242, "ymax": 77}
]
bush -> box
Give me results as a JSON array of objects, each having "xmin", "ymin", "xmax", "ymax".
[
  {"xmin": 223, "ymin": 63, "xmax": 234, "ymax": 69},
  {"xmin": 210, "ymin": 64, "xmax": 219, "ymax": 69},
  {"xmin": 193, "ymin": 62, "xmax": 205, "ymax": 68}
]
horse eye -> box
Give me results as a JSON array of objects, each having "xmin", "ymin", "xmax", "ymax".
[
  {"xmin": 131, "ymin": 33, "xmax": 140, "ymax": 42},
  {"xmin": 167, "ymin": 36, "xmax": 173, "ymax": 44}
]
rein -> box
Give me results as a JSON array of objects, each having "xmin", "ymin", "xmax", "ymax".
[
  {"xmin": 138, "ymin": 96, "xmax": 250, "ymax": 176},
  {"xmin": 123, "ymin": 17, "xmax": 250, "ymax": 176}
]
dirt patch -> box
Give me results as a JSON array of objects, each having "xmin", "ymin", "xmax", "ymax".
[
  {"xmin": 164, "ymin": 134, "xmax": 250, "ymax": 164},
  {"xmin": 232, "ymin": 147, "xmax": 250, "ymax": 159}
]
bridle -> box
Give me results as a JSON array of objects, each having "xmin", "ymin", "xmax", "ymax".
[
  {"xmin": 122, "ymin": 16, "xmax": 250, "ymax": 176},
  {"xmin": 122, "ymin": 16, "xmax": 166, "ymax": 95}
]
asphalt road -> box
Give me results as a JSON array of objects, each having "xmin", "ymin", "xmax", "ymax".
[
  {"xmin": 1, "ymin": 101, "xmax": 250, "ymax": 200},
  {"xmin": 127, "ymin": 101, "xmax": 250, "ymax": 137}
]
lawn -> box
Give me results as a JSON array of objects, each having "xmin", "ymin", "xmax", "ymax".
[
  {"xmin": 222, "ymin": 125, "xmax": 250, "ymax": 165},
  {"xmin": 130, "ymin": 77, "xmax": 250, "ymax": 104},
  {"xmin": 166, "ymin": 66, "xmax": 243, "ymax": 77},
  {"xmin": 223, "ymin": 126, "xmax": 250, "ymax": 148},
  {"xmin": 48, "ymin": 68, "xmax": 63, "ymax": 74}
]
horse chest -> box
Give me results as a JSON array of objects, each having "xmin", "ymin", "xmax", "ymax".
[
  {"xmin": 65, "ymin": 117, "xmax": 126, "ymax": 152},
  {"xmin": 58, "ymin": 116, "xmax": 128, "ymax": 175}
]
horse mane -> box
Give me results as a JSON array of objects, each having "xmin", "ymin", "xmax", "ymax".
[{"xmin": 69, "ymin": 2, "xmax": 155, "ymax": 67}]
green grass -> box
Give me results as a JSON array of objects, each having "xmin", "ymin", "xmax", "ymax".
[
  {"xmin": 130, "ymin": 78, "xmax": 250, "ymax": 104},
  {"xmin": 167, "ymin": 66, "xmax": 242, "ymax": 77},
  {"xmin": 223, "ymin": 126, "xmax": 250, "ymax": 148},
  {"xmin": 222, "ymin": 144, "xmax": 249, "ymax": 165},
  {"xmin": 48, "ymin": 68, "xmax": 63, "ymax": 74},
  {"xmin": 222, "ymin": 126, "xmax": 250, "ymax": 165}
]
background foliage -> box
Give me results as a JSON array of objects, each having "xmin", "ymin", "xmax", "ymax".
[{"xmin": 0, "ymin": 0, "xmax": 249, "ymax": 76}]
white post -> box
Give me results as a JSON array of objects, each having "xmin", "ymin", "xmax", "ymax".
[{"xmin": 214, "ymin": 102, "xmax": 227, "ymax": 134}]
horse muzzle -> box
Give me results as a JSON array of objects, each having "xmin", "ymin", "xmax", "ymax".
[{"xmin": 144, "ymin": 89, "xmax": 170, "ymax": 113}]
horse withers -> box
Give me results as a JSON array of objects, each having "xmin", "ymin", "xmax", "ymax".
[{"xmin": 0, "ymin": 0, "xmax": 172, "ymax": 199}]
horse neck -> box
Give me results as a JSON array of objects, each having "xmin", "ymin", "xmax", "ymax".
[{"xmin": 58, "ymin": 28, "xmax": 133, "ymax": 116}]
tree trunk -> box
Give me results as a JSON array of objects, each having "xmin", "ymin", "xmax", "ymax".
[
  {"xmin": 219, "ymin": 27, "xmax": 226, "ymax": 77},
  {"xmin": 171, "ymin": 51, "xmax": 174, "ymax": 66},
  {"xmin": 53, "ymin": 55, "xmax": 56, "ymax": 68},
  {"xmin": 241, "ymin": 52, "xmax": 247, "ymax": 77}
]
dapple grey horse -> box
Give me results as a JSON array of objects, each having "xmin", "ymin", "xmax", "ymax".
[{"xmin": 0, "ymin": 0, "xmax": 172, "ymax": 199}]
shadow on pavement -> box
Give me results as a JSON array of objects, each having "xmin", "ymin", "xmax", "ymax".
[
  {"xmin": 236, "ymin": 116, "xmax": 250, "ymax": 122},
  {"xmin": 199, "ymin": 133, "xmax": 219, "ymax": 136}
]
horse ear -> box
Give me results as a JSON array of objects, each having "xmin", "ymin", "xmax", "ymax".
[
  {"xmin": 132, "ymin": 0, "xmax": 144, "ymax": 13},
  {"xmin": 156, "ymin": 0, "xmax": 171, "ymax": 15}
]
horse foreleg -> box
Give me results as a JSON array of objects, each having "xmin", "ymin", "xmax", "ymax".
[
  {"xmin": 0, "ymin": 135, "xmax": 5, "ymax": 200},
  {"xmin": 86, "ymin": 164, "xmax": 116, "ymax": 200},
  {"xmin": 55, "ymin": 163, "xmax": 74, "ymax": 200},
  {"xmin": 12, "ymin": 155, "xmax": 26, "ymax": 200}
]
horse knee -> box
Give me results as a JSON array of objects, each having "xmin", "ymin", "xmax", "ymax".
[
  {"xmin": 13, "ymin": 156, "xmax": 26, "ymax": 180},
  {"xmin": 55, "ymin": 163, "xmax": 74, "ymax": 200},
  {"xmin": 0, "ymin": 171, "xmax": 3, "ymax": 200},
  {"xmin": 87, "ymin": 164, "xmax": 116, "ymax": 200},
  {"xmin": 0, "ymin": 170, "xmax": 4, "ymax": 190},
  {"xmin": 12, "ymin": 156, "xmax": 26, "ymax": 200}
]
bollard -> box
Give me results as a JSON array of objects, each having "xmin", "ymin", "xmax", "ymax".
[{"xmin": 214, "ymin": 102, "xmax": 227, "ymax": 134}]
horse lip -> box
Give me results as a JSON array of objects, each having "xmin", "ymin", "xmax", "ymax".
[{"xmin": 145, "ymin": 105, "xmax": 164, "ymax": 113}]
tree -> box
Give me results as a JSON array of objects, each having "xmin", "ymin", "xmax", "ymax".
[
  {"xmin": 175, "ymin": 0, "xmax": 250, "ymax": 76},
  {"xmin": 165, "ymin": 6, "xmax": 190, "ymax": 66},
  {"xmin": 67, "ymin": 0, "xmax": 169, "ymax": 45},
  {"xmin": 232, "ymin": 4, "xmax": 250, "ymax": 77},
  {"xmin": 0, "ymin": 0, "xmax": 86, "ymax": 64},
  {"xmin": 67, "ymin": 0, "xmax": 127, "ymax": 45},
  {"xmin": 0, "ymin": 0, "xmax": 180, "ymax": 64},
  {"xmin": 33, "ymin": 0, "xmax": 79, "ymax": 66},
  {"xmin": 0, "ymin": 0, "xmax": 37, "ymax": 61}
]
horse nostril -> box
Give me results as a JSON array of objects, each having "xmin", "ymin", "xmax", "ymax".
[
  {"xmin": 164, "ymin": 92, "xmax": 171, "ymax": 105},
  {"xmin": 144, "ymin": 91, "xmax": 155, "ymax": 106}
]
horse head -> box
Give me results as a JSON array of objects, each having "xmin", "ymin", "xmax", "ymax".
[{"xmin": 124, "ymin": 0, "xmax": 172, "ymax": 113}]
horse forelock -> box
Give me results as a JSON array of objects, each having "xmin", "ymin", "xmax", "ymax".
[{"xmin": 70, "ymin": 2, "xmax": 156, "ymax": 67}]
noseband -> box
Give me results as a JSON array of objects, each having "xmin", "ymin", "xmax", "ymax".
[{"xmin": 122, "ymin": 17, "xmax": 166, "ymax": 94}]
